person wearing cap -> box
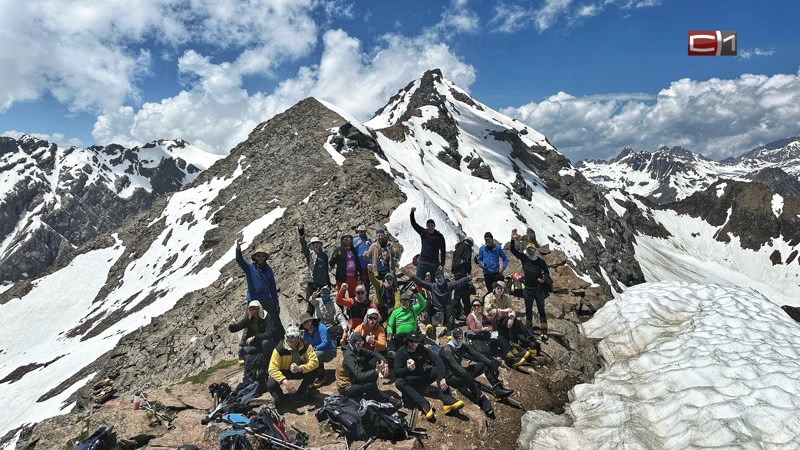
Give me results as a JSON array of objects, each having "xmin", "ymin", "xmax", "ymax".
[
  {"xmin": 329, "ymin": 234, "xmax": 363, "ymax": 298},
  {"xmin": 440, "ymin": 327, "xmax": 514, "ymax": 419},
  {"xmin": 367, "ymin": 263, "xmax": 400, "ymax": 320},
  {"xmin": 484, "ymin": 280, "xmax": 514, "ymax": 322},
  {"xmin": 228, "ymin": 300, "xmax": 285, "ymax": 360},
  {"xmin": 336, "ymin": 283, "xmax": 378, "ymax": 331},
  {"xmin": 412, "ymin": 268, "xmax": 470, "ymax": 334},
  {"xmin": 305, "ymin": 285, "xmax": 347, "ymax": 347},
  {"xmin": 386, "ymin": 291, "xmax": 428, "ymax": 348},
  {"xmin": 476, "ymin": 232, "xmax": 509, "ymax": 294},
  {"xmin": 352, "ymin": 225, "xmax": 374, "ymax": 298},
  {"xmin": 299, "ymin": 312, "xmax": 336, "ymax": 387},
  {"xmin": 267, "ymin": 324, "xmax": 322, "ymax": 407},
  {"xmin": 394, "ymin": 331, "xmax": 463, "ymax": 421},
  {"xmin": 509, "ymin": 229, "xmax": 551, "ymax": 339},
  {"xmin": 354, "ymin": 308, "xmax": 387, "ymax": 352},
  {"xmin": 498, "ymin": 312, "xmax": 541, "ymax": 366},
  {"xmin": 366, "ymin": 228, "xmax": 397, "ymax": 280},
  {"xmin": 235, "ymin": 232, "xmax": 279, "ymax": 312},
  {"xmin": 452, "ymin": 235, "xmax": 476, "ymax": 319},
  {"xmin": 336, "ymin": 332, "xmax": 398, "ymax": 405},
  {"xmin": 409, "ymin": 207, "xmax": 446, "ymax": 282},
  {"xmin": 298, "ymin": 224, "xmax": 331, "ymax": 300}
]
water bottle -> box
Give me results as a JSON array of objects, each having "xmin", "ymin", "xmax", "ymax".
[{"xmin": 132, "ymin": 393, "xmax": 142, "ymax": 410}]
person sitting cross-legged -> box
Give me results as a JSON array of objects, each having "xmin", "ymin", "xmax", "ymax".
[
  {"xmin": 336, "ymin": 332, "xmax": 400, "ymax": 407},
  {"xmin": 393, "ymin": 331, "xmax": 463, "ymax": 422},
  {"xmin": 299, "ymin": 312, "xmax": 336, "ymax": 388},
  {"xmin": 267, "ymin": 324, "xmax": 322, "ymax": 408},
  {"xmin": 228, "ymin": 300, "xmax": 285, "ymax": 362},
  {"xmin": 440, "ymin": 327, "xmax": 514, "ymax": 419}
]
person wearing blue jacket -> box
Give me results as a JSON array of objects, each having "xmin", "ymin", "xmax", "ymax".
[
  {"xmin": 236, "ymin": 232, "xmax": 279, "ymax": 313},
  {"xmin": 300, "ymin": 312, "xmax": 335, "ymax": 387},
  {"xmin": 476, "ymin": 232, "xmax": 509, "ymax": 293}
]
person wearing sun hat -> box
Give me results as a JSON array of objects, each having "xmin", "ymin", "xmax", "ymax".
[
  {"xmin": 267, "ymin": 323, "xmax": 321, "ymax": 407},
  {"xmin": 235, "ymin": 232, "xmax": 279, "ymax": 312},
  {"xmin": 298, "ymin": 224, "xmax": 331, "ymax": 300},
  {"xmin": 509, "ymin": 229, "xmax": 552, "ymax": 340}
]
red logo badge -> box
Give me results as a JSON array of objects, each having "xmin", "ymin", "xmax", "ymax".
[{"xmin": 688, "ymin": 31, "xmax": 737, "ymax": 56}]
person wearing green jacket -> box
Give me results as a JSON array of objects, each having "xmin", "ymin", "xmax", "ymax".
[{"xmin": 386, "ymin": 291, "xmax": 427, "ymax": 349}]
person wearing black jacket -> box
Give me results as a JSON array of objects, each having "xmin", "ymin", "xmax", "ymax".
[
  {"xmin": 329, "ymin": 234, "xmax": 364, "ymax": 298},
  {"xmin": 412, "ymin": 269, "xmax": 470, "ymax": 334},
  {"xmin": 509, "ymin": 229, "xmax": 552, "ymax": 338},
  {"xmin": 299, "ymin": 225, "xmax": 331, "ymax": 300},
  {"xmin": 440, "ymin": 328, "xmax": 514, "ymax": 418},
  {"xmin": 498, "ymin": 312, "xmax": 541, "ymax": 363},
  {"xmin": 409, "ymin": 207, "xmax": 446, "ymax": 282},
  {"xmin": 228, "ymin": 301, "xmax": 285, "ymax": 360},
  {"xmin": 393, "ymin": 332, "xmax": 463, "ymax": 421},
  {"xmin": 451, "ymin": 235, "xmax": 475, "ymax": 319},
  {"xmin": 336, "ymin": 332, "xmax": 400, "ymax": 406}
]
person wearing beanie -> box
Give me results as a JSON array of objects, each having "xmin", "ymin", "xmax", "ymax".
[
  {"xmin": 267, "ymin": 324, "xmax": 322, "ymax": 408},
  {"xmin": 228, "ymin": 300, "xmax": 285, "ymax": 361},
  {"xmin": 393, "ymin": 331, "xmax": 462, "ymax": 421},
  {"xmin": 336, "ymin": 283, "xmax": 378, "ymax": 329},
  {"xmin": 476, "ymin": 232, "xmax": 509, "ymax": 294},
  {"xmin": 298, "ymin": 224, "xmax": 331, "ymax": 300},
  {"xmin": 451, "ymin": 235, "xmax": 476, "ymax": 319},
  {"xmin": 440, "ymin": 327, "xmax": 514, "ymax": 419},
  {"xmin": 234, "ymin": 232, "xmax": 279, "ymax": 312},
  {"xmin": 412, "ymin": 268, "xmax": 471, "ymax": 335},
  {"xmin": 409, "ymin": 207, "xmax": 446, "ymax": 282},
  {"xmin": 299, "ymin": 312, "xmax": 336, "ymax": 388},
  {"xmin": 354, "ymin": 308, "xmax": 387, "ymax": 352},
  {"xmin": 329, "ymin": 234, "xmax": 364, "ymax": 298},
  {"xmin": 367, "ymin": 262, "xmax": 401, "ymax": 320},
  {"xmin": 335, "ymin": 332, "xmax": 399, "ymax": 406},
  {"xmin": 509, "ymin": 229, "xmax": 552, "ymax": 339}
]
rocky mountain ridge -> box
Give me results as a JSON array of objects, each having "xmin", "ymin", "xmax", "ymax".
[{"xmin": 0, "ymin": 135, "xmax": 221, "ymax": 284}]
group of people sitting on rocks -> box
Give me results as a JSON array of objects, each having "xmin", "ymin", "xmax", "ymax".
[{"xmin": 228, "ymin": 208, "xmax": 552, "ymax": 422}]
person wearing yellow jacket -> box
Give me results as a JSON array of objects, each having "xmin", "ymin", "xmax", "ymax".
[{"xmin": 267, "ymin": 324, "xmax": 321, "ymax": 407}]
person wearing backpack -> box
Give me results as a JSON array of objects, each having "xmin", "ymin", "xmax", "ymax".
[
  {"xmin": 451, "ymin": 235, "xmax": 475, "ymax": 319},
  {"xmin": 300, "ymin": 312, "xmax": 336, "ymax": 388},
  {"xmin": 409, "ymin": 207, "xmax": 446, "ymax": 282},
  {"xmin": 330, "ymin": 234, "xmax": 364, "ymax": 298},
  {"xmin": 509, "ymin": 229, "xmax": 552, "ymax": 340},
  {"xmin": 393, "ymin": 331, "xmax": 463, "ymax": 422},
  {"xmin": 336, "ymin": 332, "xmax": 399, "ymax": 406},
  {"xmin": 267, "ymin": 325, "xmax": 322, "ymax": 407},
  {"xmin": 336, "ymin": 283, "xmax": 377, "ymax": 330},
  {"xmin": 440, "ymin": 327, "xmax": 514, "ymax": 419},
  {"xmin": 228, "ymin": 300, "xmax": 285, "ymax": 361},
  {"xmin": 299, "ymin": 224, "xmax": 331, "ymax": 300},
  {"xmin": 476, "ymin": 232, "xmax": 509, "ymax": 294},
  {"xmin": 235, "ymin": 233, "xmax": 279, "ymax": 313}
]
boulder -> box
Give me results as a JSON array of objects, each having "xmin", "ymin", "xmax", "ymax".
[{"xmin": 551, "ymin": 265, "xmax": 591, "ymax": 294}]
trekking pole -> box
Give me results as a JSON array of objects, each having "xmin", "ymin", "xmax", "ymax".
[
  {"xmin": 243, "ymin": 426, "xmax": 306, "ymax": 450},
  {"xmin": 355, "ymin": 436, "xmax": 377, "ymax": 450}
]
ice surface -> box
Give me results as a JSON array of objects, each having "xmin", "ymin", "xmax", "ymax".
[
  {"xmin": 772, "ymin": 194, "xmax": 784, "ymax": 218},
  {"xmin": 519, "ymin": 281, "xmax": 800, "ymax": 449}
]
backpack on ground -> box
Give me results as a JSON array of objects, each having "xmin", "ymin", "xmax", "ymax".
[
  {"xmin": 242, "ymin": 351, "xmax": 267, "ymax": 395},
  {"xmin": 219, "ymin": 429, "xmax": 253, "ymax": 450},
  {"xmin": 315, "ymin": 395, "xmax": 367, "ymax": 441},
  {"xmin": 360, "ymin": 403, "xmax": 410, "ymax": 442},
  {"xmin": 72, "ymin": 426, "xmax": 116, "ymax": 450}
]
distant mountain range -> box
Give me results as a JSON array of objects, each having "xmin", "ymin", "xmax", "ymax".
[{"xmin": 577, "ymin": 137, "xmax": 800, "ymax": 203}]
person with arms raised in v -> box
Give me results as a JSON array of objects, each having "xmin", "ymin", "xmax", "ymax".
[{"xmin": 412, "ymin": 268, "xmax": 470, "ymax": 336}]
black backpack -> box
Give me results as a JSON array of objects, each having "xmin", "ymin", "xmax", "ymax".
[
  {"xmin": 72, "ymin": 426, "xmax": 116, "ymax": 450},
  {"xmin": 315, "ymin": 396, "xmax": 367, "ymax": 441},
  {"xmin": 242, "ymin": 351, "xmax": 267, "ymax": 395},
  {"xmin": 219, "ymin": 429, "xmax": 253, "ymax": 450},
  {"xmin": 361, "ymin": 405, "xmax": 410, "ymax": 442}
]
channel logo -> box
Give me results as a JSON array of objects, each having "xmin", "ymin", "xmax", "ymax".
[{"xmin": 688, "ymin": 31, "xmax": 737, "ymax": 56}]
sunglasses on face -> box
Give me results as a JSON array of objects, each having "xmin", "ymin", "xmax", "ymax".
[
  {"xmin": 472, "ymin": 304, "xmax": 482, "ymax": 308},
  {"xmin": 368, "ymin": 316, "xmax": 378, "ymax": 321}
]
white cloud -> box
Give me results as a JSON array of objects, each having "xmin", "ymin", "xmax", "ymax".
[
  {"xmin": 2, "ymin": 130, "xmax": 82, "ymax": 148},
  {"xmin": 502, "ymin": 72, "xmax": 800, "ymax": 161},
  {"xmin": 739, "ymin": 47, "xmax": 776, "ymax": 59},
  {"xmin": 490, "ymin": 0, "xmax": 659, "ymax": 33},
  {"xmin": 0, "ymin": 0, "xmax": 318, "ymax": 113},
  {"xmin": 93, "ymin": 28, "xmax": 476, "ymax": 154},
  {"xmin": 438, "ymin": 0, "xmax": 480, "ymax": 34}
]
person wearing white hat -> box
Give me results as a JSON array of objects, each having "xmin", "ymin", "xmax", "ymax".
[
  {"xmin": 298, "ymin": 224, "xmax": 331, "ymax": 300},
  {"xmin": 267, "ymin": 324, "xmax": 321, "ymax": 408},
  {"xmin": 228, "ymin": 300, "xmax": 285, "ymax": 360},
  {"xmin": 354, "ymin": 308, "xmax": 387, "ymax": 353},
  {"xmin": 235, "ymin": 232, "xmax": 279, "ymax": 312}
]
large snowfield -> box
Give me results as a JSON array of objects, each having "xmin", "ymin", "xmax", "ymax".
[{"xmin": 519, "ymin": 281, "xmax": 800, "ymax": 449}]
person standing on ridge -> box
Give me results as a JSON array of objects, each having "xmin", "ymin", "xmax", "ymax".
[
  {"xmin": 235, "ymin": 232, "xmax": 279, "ymax": 313},
  {"xmin": 329, "ymin": 234, "xmax": 363, "ymax": 298},
  {"xmin": 476, "ymin": 232, "xmax": 509, "ymax": 294},
  {"xmin": 409, "ymin": 207, "xmax": 446, "ymax": 282},
  {"xmin": 298, "ymin": 224, "xmax": 331, "ymax": 301},
  {"xmin": 451, "ymin": 234, "xmax": 475, "ymax": 319},
  {"xmin": 366, "ymin": 228, "xmax": 397, "ymax": 280},
  {"xmin": 509, "ymin": 229, "xmax": 552, "ymax": 340}
]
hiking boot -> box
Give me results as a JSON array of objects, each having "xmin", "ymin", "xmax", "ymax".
[
  {"xmin": 512, "ymin": 356, "xmax": 527, "ymax": 368},
  {"xmin": 492, "ymin": 383, "xmax": 514, "ymax": 399},
  {"xmin": 505, "ymin": 350, "xmax": 516, "ymax": 360},
  {"xmin": 525, "ymin": 319, "xmax": 533, "ymax": 328},
  {"xmin": 443, "ymin": 400, "xmax": 465, "ymax": 415},
  {"xmin": 424, "ymin": 407, "xmax": 437, "ymax": 422},
  {"xmin": 540, "ymin": 334, "xmax": 549, "ymax": 343},
  {"xmin": 238, "ymin": 359, "xmax": 245, "ymax": 366},
  {"xmin": 528, "ymin": 347, "xmax": 538, "ymax": 358},
  {"xmin": 478, "ymin": 395, "xmax": 495, "ymax": 419},
  {"xmin": 312, "ymin": 376, "xmax": 325, "ymax": 389},
  {"xmin": 510, "ymin": 348, "xmax": 519, "ymax": 356}
]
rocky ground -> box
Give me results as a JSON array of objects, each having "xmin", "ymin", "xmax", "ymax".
[{"xmin": 13, "ymin": 250, "xmax": 606, "ymax": 450}]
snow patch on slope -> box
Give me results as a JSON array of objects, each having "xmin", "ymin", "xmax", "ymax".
[
  {"xmin": 520, "ymin": 281, "xmax": 800, "ymax": 449},
  {"xmin": 772, "ymin": 193, "xmax": 784, "ymax": 218}
]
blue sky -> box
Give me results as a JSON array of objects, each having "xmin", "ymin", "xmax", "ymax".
[{"xmin": 0, "ymin": 0, "xmax": 798, "ymax": 161}]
